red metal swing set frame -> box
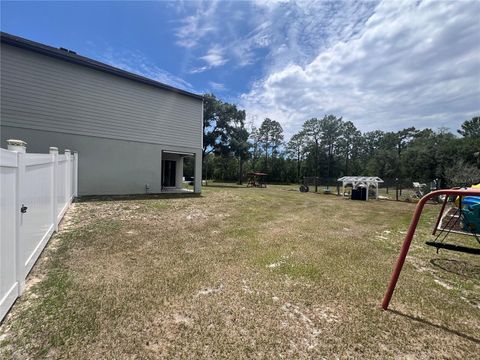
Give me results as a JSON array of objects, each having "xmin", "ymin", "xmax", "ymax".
[{"xmin": 381, "ymin": 188, "xmax": 480, "ymax": 310}]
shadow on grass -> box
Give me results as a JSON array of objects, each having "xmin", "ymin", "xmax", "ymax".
[
  {"xmin": 430, "ymin": 258, "xmax": 480, "ymax": 278},
  {"xmin": 204, "ymin": 184, "xmax": 247, "ymax": 189},
  {"xmin": 389, "ymin": 309, "xmax": 480, "ymax": 344},
  {"xmin": 76, "ymin": 193, "xmax": 202, "ymax": 202}
]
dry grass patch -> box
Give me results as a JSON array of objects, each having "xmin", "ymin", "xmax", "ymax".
[{"xmin": 1, "ymin": 185, "xmax": 479, "ymax": 359}]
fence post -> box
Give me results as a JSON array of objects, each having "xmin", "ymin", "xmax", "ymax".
[
  {"xmin": 395, "ymin": 178, "xmax": 399, "ymax": 201},
  {"xmin": 73, "ymin": 151, "xmax": 78, "ymax": 197},
  {"xmin": 64, "ymin": 149, "xmax": 71, "ymax": 202},
  {"xmin": 50, "ymin": 147, "xmax": 59, "ymax": 232},
  {"xmin": 7, "ymin": 139, "xmax": 27, "ymax": 294}
]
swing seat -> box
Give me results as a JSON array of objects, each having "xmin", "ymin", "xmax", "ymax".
[
  {"xmin": 425, "ymin": 241, "xmax": 480, "ymax": 255},
  {"xmin": 462, "ymin": 202, "xmax": 480, "ymax": 233}
]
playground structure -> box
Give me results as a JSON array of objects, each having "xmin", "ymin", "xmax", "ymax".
[
  {"xmin": 299, "ymin": 176, "xmax": 321, "ymax": 193},
  {"xmin": 299, "ymin": 177, "xmax": 339, "ymax": 194},
  {"xmin": 337, "ymin": 176, "xmax": 384, "ymax": 200},
  {"xmin": 381, "ymin": 187, "xmax": 480, "ymax": 310},
  {"xmin": 246, "ymin": 172, "xmax": 267, "ymax": 188},
  {"xmin": 427, "ymin": 185, "xmax": 480, "ymax": 253},
  {"xmin": 407, "ymin": 180, "xmax": 444, "ymax": 202},
  {"xmin": 411, "ymin": 182, "xmax": 428, "ymax": 199}
]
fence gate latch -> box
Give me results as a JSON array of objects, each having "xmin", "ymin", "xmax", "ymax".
[{"xmin": 20, "ymin": 204, "xmax": 28, "ymax": 214}]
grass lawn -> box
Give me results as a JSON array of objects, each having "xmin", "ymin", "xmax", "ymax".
[{"xmin": 1, "ymin": 184, "xmax": 479, "ymax": 359}]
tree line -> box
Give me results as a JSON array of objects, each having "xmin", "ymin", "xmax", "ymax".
[{"xmin": 201, "ymin": 93, "xmax": 480, "ymax": 187}]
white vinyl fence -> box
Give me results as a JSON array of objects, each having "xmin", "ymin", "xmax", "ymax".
[{"xmin": 0, "ymin": 140, "xmax": 78, "ymax": 322}]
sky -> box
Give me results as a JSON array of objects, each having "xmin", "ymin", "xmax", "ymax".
[{"xmin": 1, "ymin": 0, "xmax": 479, "ymax": 139}]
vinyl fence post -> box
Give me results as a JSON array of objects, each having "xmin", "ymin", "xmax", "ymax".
[
  {"xmin": 50, "ymin": 147, "xmax": 59, "ymax": 232},
  {"xmin": 7, "ymin": 139, "xmax": 27, "ymax": 294},
  {"xmin": 73, "ymin": 151, "xmax": 78, "ymax": 197},
  {"xmin": 64, "ymin": 149, "xmax": 71, "ymax": 203}
]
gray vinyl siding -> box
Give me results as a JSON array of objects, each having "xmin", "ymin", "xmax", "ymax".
[
  {"xmin": 1, "ymin": 125, "xmax": 202, "ymax": 195},
  {"xmin": 0, "ymin": 43, "xmax": 202, "ymax": 148}
]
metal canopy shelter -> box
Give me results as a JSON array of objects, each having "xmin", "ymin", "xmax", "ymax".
[{"xmin": 337, "ymin": 176, "xmax": 384, "ymax": 200}]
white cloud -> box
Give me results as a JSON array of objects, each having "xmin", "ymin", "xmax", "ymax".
[
  {"xmin": 190, "ymin": 45, "xmax": 228, "ymax": 73},
  {"xmin": 200, "ymin": 46, "xmax": 227, "ymax": 67},
  {"xmin": 189, "ymin": 65, "xmax": 210, "ymax": 74},
  {"xmin": 208, "ymin": 81, "xmax": 226, "ymax": 91},
  {"xmin": 241, "ymin": 0, "xmax": 480, "ymax": 138},
  {"xmin": 251, "ymin": 0, "xmax": 291, "ymax": 11},
  {"xmin": 247, "ymin": 0, "xmax": 377, "ymax": 70},
  {"xmin": 174, "ymin": 0, "xmax": 219, "ymax": 48},
  {"xmin": 177, "ymin": 0, "xmax": 374, "ymax": 72}
]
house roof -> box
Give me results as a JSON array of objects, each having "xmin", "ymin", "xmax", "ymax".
[{"xmin": 0, "ymin": 32, "xmax": 203, "ymax": 101}]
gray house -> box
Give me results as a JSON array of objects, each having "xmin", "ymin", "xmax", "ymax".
[{"xmin": 0, "ymin": 32, "xmax": 203, "ymax": 195}]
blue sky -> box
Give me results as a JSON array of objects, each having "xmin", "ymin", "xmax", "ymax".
[{"xmin": 1, "ymin": 0, "xmax": 479, "ymax": 138}]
